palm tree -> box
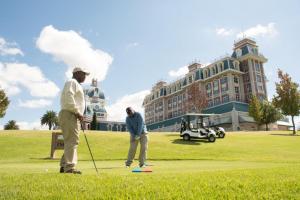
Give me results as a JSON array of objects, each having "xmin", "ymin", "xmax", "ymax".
[
  {"xmin": 4, "ymin": 120, "xmax": 19, "ymax": 130},
  {"xmin": 41, "ymin": 110, "xmax": 58, "ymax": 130}
]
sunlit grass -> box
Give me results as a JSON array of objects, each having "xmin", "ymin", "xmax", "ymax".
[{"xmin": 0, "ymin": 130, "xmax": 299, "ymax": 199}]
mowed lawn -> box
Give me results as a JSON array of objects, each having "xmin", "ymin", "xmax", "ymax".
[{"xmin": 0, "ymin": 130, "xmax": 300, "ymax": 200}]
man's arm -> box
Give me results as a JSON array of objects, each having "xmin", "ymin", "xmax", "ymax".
[
  {"xmin": 136, "ymin": 113, "xmax": 144, "ymax": 135},
  {"xmin": 63, "ymin": 81, "xmax": 82, "ymax": 120},
  {"xmin": 126, "ymin": 117, "xmax": 135, "ymax": 135}
]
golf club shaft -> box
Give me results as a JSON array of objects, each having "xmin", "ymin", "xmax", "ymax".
[{"xmin": 81, "ymin": 122, "xmax": 99, "ymax": 174}]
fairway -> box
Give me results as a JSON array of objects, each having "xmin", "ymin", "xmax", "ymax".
[{"xmin": 0, "ymin": 131, "xmax": 300, "ymax": 199}]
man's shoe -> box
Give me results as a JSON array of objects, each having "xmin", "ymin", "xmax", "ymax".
[
  {"xmin": 59, "ymin": 167, "xmax": 64, "ymax": 173},
  {"xmin": 65, "ymin": 169, "xmax": 82, "ymax": 174},
  {"xmin": 139, "ymin": 164, "xmax": 146, "ymax": 168}
]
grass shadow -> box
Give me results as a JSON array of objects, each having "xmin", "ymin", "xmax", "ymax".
[
  {"xmin": 30, "ymin": 157, "xmax": 59, "ymax": 160},
  {"xmin": 171, "ymin": 139, "xmax": 211, "ymax": 145},
  {"xmin": 270, "ymin": 133, "xmax": 300, "ymax": 136},
  {"xmin": 163, "ymin": 134, "xmax": 179, "ymax": 137}
]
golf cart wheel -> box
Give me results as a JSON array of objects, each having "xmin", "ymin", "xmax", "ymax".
[
  {"xmin": 183, "ymin": 134, "xmax": 190, "ymax": 141},
  {"xmin": 208, "ymin": 135, "xmax": 216, "ymax": 143},
  {"xmin": 219, "ymin": 132, "xmax": 225, "ymax": 138}
]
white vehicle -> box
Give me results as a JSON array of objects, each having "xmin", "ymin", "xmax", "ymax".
[
  {"xmin": 214, "ymin": 126, "xmax": 226, "ymax": 138},
  {"xmin": 180, "ymin": 113, "xmax": 218, "ymax": 142}
]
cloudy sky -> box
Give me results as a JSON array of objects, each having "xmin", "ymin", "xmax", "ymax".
[{"xmin": 0, "ymin": 0, "xmax": 300, "ymax": 129}]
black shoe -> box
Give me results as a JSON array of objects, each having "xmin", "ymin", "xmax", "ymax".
[
  {"xmin": 139, "ymin": 164, "xmax": 146, "ymax": 168},
  {"xmin": 65, "ymin": 169, "xmax": 82, "ymax": 174},
  {"xmin": 59, "ymin": 167, "xmax": 64, "ymax": 173}
]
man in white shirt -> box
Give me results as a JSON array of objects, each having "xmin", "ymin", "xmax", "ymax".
[{"xmin": 59, "ymin": 67, "xmax": 89, "ymax": 174}]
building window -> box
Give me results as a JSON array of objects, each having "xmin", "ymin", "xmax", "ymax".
[
  {"xmin": 222, "ymin": 95, "xmax": 229, "ymax": 103},
  {"xmin": 258, "ymin": 85, "xmax": 264, "ymax": 92},
  {"xmin": 255, "ymin": 62, "xmax": 260, "ymax": 71},
  {"xmin": 173, "ymin": 111, "xmax": 178, "ymax": 117},
  {"xmin": 213, "ymin": 80, "xmax": 219, "ymax": 94},
  {"xmin": 235, "ymin": 87, "xmax": 239, "ymax": 94},
  {"xmin": 234, "ymin": 76, "xmax": 239, "ymax": 83},
  {"xmin": 214, "ymin": 97, "xmax": 221, "ymax": 105},
  {"xmin": 206, "ymin": 83, "xmax": 212, "ymax": 97},
  {"xmin": 246, "ymin": 84, "xmax": 252, "ymax": 92},
  {"xmin": 168, "ymin": 99, "xmax": 172, "ymax": 109},
  {"xmin": 256, "ymin": 74, "xmax": 262, "ymax": 82},
  {"xmin": 236, "ymin": 94, "xmax": 240, "ymax": 101},
  {"xmin": 173, "ymin": 96, "xmax": 177, "ymax": 107},
  {"xmin": 220, "ymin": 77, "xmax": 228, "ymax": 93},
  {"xmin": 189, "ymin": 76, "xmax": 193, "ymax": 83},
  {"xmin": 178, "ymin": 95, "xmax": 182, "ymax": 104},
  {"xmin": 208, "ymin": 99, "xmax": 213, "ymax": 107}
]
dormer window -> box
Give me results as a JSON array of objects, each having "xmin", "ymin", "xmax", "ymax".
[
  {"xmin": 188, "ymin": 76, "xmax": 193, "ymax": 83},
  {"xmin": 236, "ymin": 48, "xmax": 242, "ymax": 57}
]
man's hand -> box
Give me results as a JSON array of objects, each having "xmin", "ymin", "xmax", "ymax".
[{"xmin": 75, "ymin": 113, "xmax": 84, "ymax": 121}]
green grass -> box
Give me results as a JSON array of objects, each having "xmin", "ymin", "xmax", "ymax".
[{"xmin": 0, "ymin": 130, "xmax": 300, "ymax": 199}]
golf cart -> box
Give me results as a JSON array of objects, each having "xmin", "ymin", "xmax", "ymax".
[
  {"xmin": 180, "ymin": 113, "xmax": 218, "ymax": 142},
  {"xmin": 213, "ymin": 126, "xmax": 226, "ymax": 138}
]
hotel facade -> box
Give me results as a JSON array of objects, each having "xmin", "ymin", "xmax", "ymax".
[{"xmin": 143, "ymin": 38, "xmax": 290, "ymax": 131}]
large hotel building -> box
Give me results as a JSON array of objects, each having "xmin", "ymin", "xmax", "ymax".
[{"xmin": 143, "ymin": 38, "xmax": 290, "ymax": 131}]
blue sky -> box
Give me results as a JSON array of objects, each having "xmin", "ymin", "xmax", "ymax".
[{"xmin": 0, "ymin": 0, "xmax": 300, "ymax": 129}]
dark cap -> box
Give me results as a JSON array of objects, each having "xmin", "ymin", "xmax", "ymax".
[{"xmin": 126, "ymin": 107, "xmax": 134, "ymax": 115}]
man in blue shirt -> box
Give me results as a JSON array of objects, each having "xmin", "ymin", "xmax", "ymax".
[{"xmin": 125, "ymin": 107, "xmax": 148, "ymax": 167}]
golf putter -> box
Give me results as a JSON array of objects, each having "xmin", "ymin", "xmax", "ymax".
[{"xmin": 81, "ymin": 122, "xmax": 99, "ymax": 174}]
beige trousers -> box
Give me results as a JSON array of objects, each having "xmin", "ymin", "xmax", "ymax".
[
  {"xmin": 126, "ymin": 133, "xmax": 148, "ymax": 166},
  {"xmin": 59, "ymin": 110, "xmax": 80, "ymax": 172}
]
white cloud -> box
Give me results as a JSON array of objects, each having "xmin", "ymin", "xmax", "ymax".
[
  {"xmin": 17, "ymin": 120, "xmax": 48, "ymax": 130},
  {"xmin": 36, "ymin": 25, "xmax": 113, "ymax": 83},
  {"xmin": 237, "ymin": 23, "xmax": 278, "ymax": 38},
  {"xmin": 106, "ymin": 90, "xmax": 150, "ymax": 122},
  {"xmin": 0, "ymin": 62, "xmax": 60, "ymax": 97},
  {"xmin": 216, "ymin": 28, "xmax": 235, "ymax": 36},
  {"xmin": 18, "ymin": 99, "xmax": 52, "ymax": 108},
  {"xmin": 0, "ymin": 37, "xmax": 24, "ymax": 56},
  {"xmin": 168, "ymin": 65, "xmax": 188, "ymax": 78}
]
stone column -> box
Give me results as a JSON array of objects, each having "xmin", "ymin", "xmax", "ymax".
[{"xmin": 231, "ymin": 105, "xmax": 239, "ymax": 131}]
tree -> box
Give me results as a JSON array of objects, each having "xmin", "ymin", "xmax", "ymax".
[
  {"xmin": 249, "ymin": 96, "xmax": 283, "ymax": 131},
  {"xmin": 185, "ymin": 83, "xmax": 207, "ymax": 113},
  {"xmin": 0, "ymin": 88, "xmax": 9, "ymax": 119},
  {"xmin": 4, "ymin": 120, "xmax": 19, "ymax": 130},
  {"xmin": 41, "ymin": 110, "xmax": 58, "ymax": 130},
  {"xmin": 273, "ymin": 69, "xmax": 300, "ymax": 134},
  {"xmin": 249, "ymin": 95, "xmax": 262, "ymax": 130},
  {"xmin": 260, "ymin": 101, "xmax": 283, "ymax": 131},
  {"xmin": 91, "ymin": 112, "xmax": 97, "ymax": 130}
]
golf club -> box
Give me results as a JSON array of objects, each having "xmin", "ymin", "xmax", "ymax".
[{"xmin": 81, "ymin": 122, "xmax": 99, "ymax": 174}]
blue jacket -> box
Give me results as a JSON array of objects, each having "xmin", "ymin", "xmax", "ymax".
[{"xmin": 126, "ymin": 112, "xmax": 147, "ymax": 136}]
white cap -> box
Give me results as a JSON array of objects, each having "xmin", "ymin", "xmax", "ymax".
[{"xmin": 72, "ymin": 67, "xmax": 90, "ymax": 75}]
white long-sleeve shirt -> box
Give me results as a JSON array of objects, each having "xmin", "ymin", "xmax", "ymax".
[{"xmin": 60, "ymin": 79, "xmax": 85, "ymax": 115}]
